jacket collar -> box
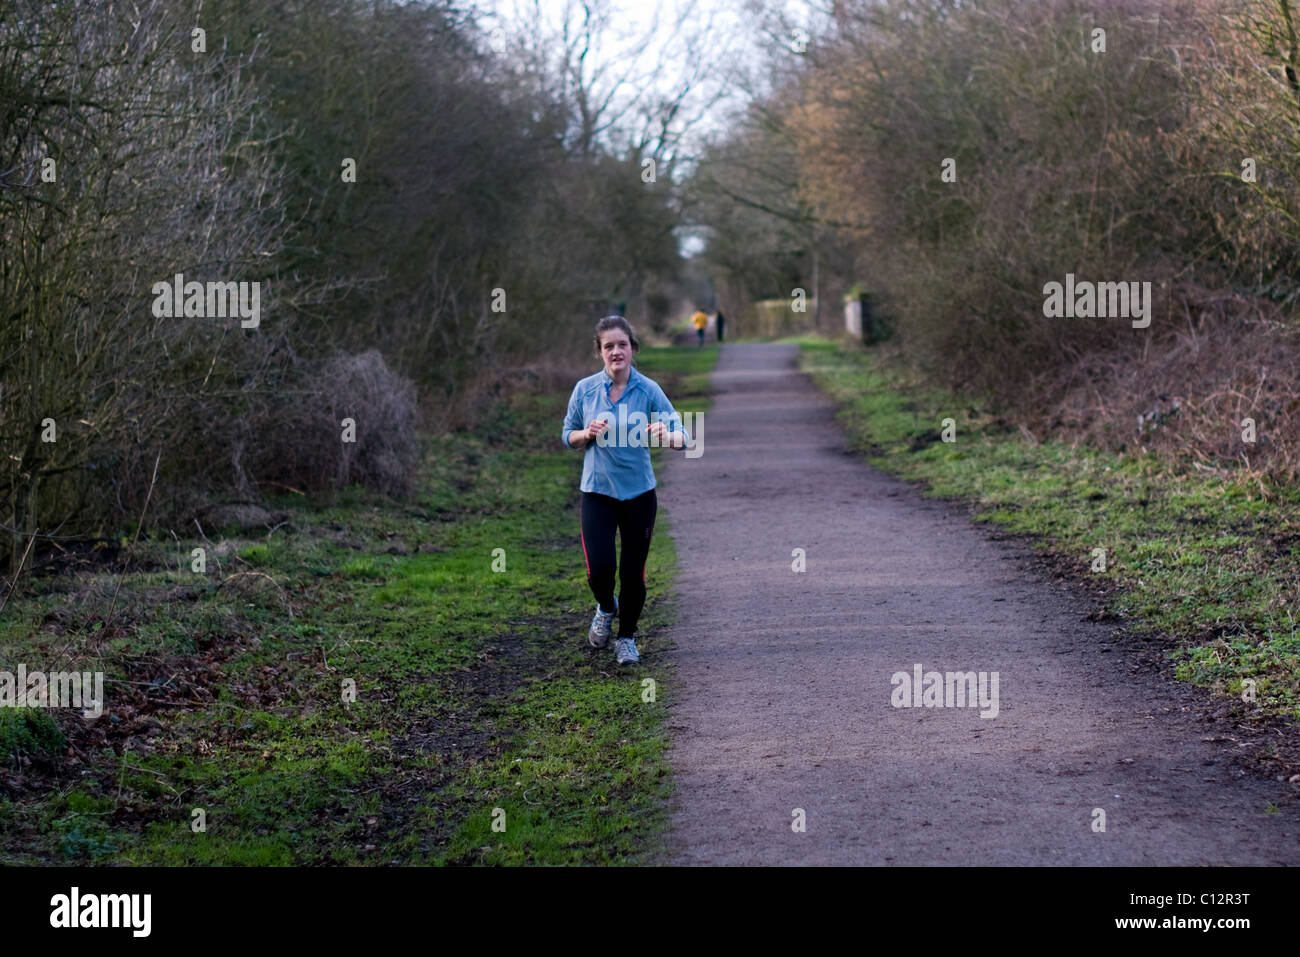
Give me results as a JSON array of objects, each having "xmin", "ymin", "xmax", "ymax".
[{"xmin": 601, "ymin": 364, "xmax": 638, "ymax": 394}]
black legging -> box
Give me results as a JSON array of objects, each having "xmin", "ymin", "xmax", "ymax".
[{"xmin": 580, "ymin": 489, "xmax": 657, "ymax": 637}]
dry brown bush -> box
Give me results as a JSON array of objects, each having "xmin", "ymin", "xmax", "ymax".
[
  {"xmin": 1026, "ymin": 288, "xmax": 1300, "ymax": 480},
  {"xmin": 242, "ymin": 351, "xmax": 422, "ymax": 500}
]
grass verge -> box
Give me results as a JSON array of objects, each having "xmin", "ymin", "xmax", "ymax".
[{"xmin": 788, "ymin": 334, "xmax": 1300, "ymax": 730}]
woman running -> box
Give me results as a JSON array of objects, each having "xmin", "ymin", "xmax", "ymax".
[{"xmin": 561, "ymin": 315, "xmax": 690, "ymax": 664}]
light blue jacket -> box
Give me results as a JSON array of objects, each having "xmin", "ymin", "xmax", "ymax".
[{"xmin": 561, "ymin": 365, "xmax": 689, "ymax": 500}]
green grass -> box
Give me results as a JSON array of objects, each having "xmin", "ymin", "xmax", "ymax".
[
  {"xmin": 0, "ymin": 709, "xmax": 66, "ymax": 761},
  {"xmin": 794, "ymin": 335, "xmax": 1300, "ymax": 721},
  {"xmin": 637, "ymin": 342, "xmax": 717, "ymax": 405},
  {"xmin": 0, "ymin": 344, "xmax": 717, "ymax": 865}
]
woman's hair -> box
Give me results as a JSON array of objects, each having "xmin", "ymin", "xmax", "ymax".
[{"xmin": 592, "ymin": 314, "xmax": 640, "ymax": 358}]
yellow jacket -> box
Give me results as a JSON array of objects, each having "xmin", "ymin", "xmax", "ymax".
[{"xmin": 690, "ymin": 311, "xmax": 707, "ymax": 330}]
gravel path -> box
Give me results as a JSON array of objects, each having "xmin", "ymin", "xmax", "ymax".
[{"xmin": 655, "ymin": 342, "xmax": 1299, "ymax": 865}]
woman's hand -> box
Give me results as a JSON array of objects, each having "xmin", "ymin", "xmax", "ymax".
[
  {"xmin": 647, "ymin": 421, "xmax": 682, "ymax": 449},
  {"xmin": 585, "ymin": 417, "xmax": 611, "ymax": 443}
]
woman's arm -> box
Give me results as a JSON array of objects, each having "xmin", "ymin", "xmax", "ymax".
[
  {"xmin": 562, "ymin": 384, "xmax": 584, "ymax": 448},
  {"xmin": 569, "ymin": 419, "xmax": 611, "ymax": 449}
]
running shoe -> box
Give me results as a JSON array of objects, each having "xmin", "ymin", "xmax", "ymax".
[
  {"xmin": 614, "ymin": 635, "xmax": 640, "ymax": 665},
  {"xmin": 588, "ymin": 599, "xmax": 617, "ymax": 648}
]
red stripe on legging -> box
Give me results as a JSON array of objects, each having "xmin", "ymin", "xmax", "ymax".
[{"xmin": 580, "ymin": 528, "xmax": 591, "ymax": 578}]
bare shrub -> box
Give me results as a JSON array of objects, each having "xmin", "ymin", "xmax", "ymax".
[
  {"xmin": 1030, "ymin": 288, "xmax": 1300, "ymax": 480},
  {"xmin": 242, "ymin": 351, "xmax": 421, "ymax": 499}
]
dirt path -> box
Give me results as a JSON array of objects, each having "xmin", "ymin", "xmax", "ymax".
[{"xmin": 655, "ymin": 342, "xmax": 1299, "ymax": 865}]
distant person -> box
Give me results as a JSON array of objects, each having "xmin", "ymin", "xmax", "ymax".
[
  {"xmin": 715, "ymin": 309, "xmax": 725, "ymax": 343},
  {"xmin": 561, "ymin": 315, "xmax": 691, "ymax": 665},
  {"xmin": 690, "ymin": 309, "xmax": 707, "ymax": 346}
]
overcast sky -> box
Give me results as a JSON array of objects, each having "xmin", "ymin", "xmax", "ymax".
[
  {"xmin": 474, "ymin": 0, "xmax": 825, "ymax": 159},
  {"xmin": 472, "ymin": 0, "xmax": 826, "ymax": 256}
]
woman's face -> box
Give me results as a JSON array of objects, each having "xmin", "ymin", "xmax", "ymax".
[{"xmin": 599, "ymin": 330, "xmax": 632, "ymax": 376}]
